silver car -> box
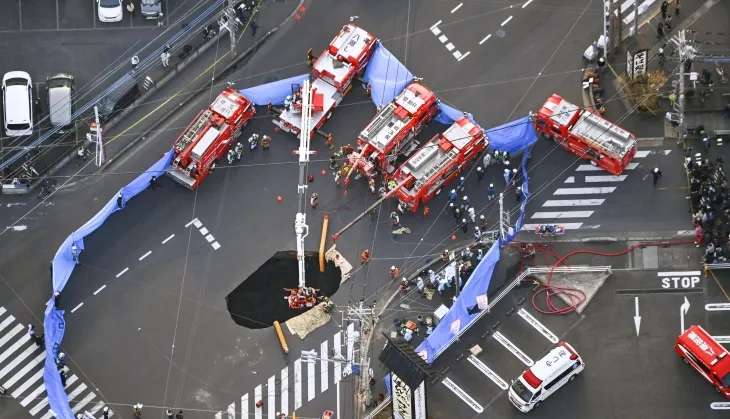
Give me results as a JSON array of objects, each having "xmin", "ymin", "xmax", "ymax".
[{"xmin": 140, "ymin": 0, "xmax": 161, "ymax": 17}]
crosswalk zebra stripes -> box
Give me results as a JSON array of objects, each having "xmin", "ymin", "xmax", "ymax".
[
  {"xmin": 0, "ymin": 306, "xmax": 114, "ymax": 418},
  {"xmin": 214, "ymin": 324, "xmax": 359, "ymax": 419},
  {"xmin": 524, "ymin": 149, "xmax": 657, "ymax": 230}
]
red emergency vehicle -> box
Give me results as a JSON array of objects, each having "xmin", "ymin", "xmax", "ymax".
[
  {"xmin": 167, "ymin": 88, "xmax": 255, "ymax": 189},
  {"xmin": 389, "ymin": 117, "xmax": 487, "ymax": 211},
  {"xmin": 534, "ymin": 94, "xmax": 637, "ymax": 176},
  {"xmin": 675, "ymin": 325, "xmax": 730, "ymax": 399},
  {"xmin": 272, "ymin": 24, "xmax": 377, "ymax": 139},
  {"xmin": 347, "ymin": 82, "xmax": 439, "ymax": 180}
]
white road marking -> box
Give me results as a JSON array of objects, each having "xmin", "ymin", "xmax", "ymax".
[
  {"xmin": 63, "ymin": 382, "xmax": 88, "ymax": 412},
  {"xmin": 321, "ymin": 340, "xmax": 329, "ymax": 393},
  {"xmin": 442, "ymin": 378, "xmax": 484, "ymax": 413},
  {"xmin": 215, "ymin": 412, "xmax": 222, "ymax": 419},
  {"xmin": 55, "ymin": 0, "xmax": 60, "ymax": 29},
  {"xmin": 564, "ymin": 176, "xmax": 575, "ymax": 183},
  {"xmin": 517, "ymin": 309, "xmax": 559, "ymax": 343},
  {"xmin": 467, "ymin": 355, "xmax": 508, "ymax": 389},
  {"xmin": 522, "ymin": 223, "xmax": 585, "ymax": 230},
  {"xmin": 241, "ymin": 393, "xmax": 248, "ymax": 419},
  {"xmin": 0, "ymin": 345, "xmax": 40, "ymax": 381},
  {"xmin": 712, "ymin": 336, "xmax": 730, "ymax": 343},
  {"xmin": 553, "ymin": 187, "xmax": 616, "ymax": 195},
  {"xmin": 542, "ymin": 199, "xmax": 604, "ymax": 207},
  {"xmin": 479, "ymin": 34, "xmax": 491, "ymax": 44},
  {"xmin": 0, "ymin": 333, "xmax": 30, "ymax": 364},
  {"xmin": 294, "ymin": 358, "xmax": 302, "ymax": 409},
  {"xmin": 199, "ymin": 227, "xmax": 209, "ymax": 235},
  {"xmin": 531, "ymin": 211, "xmax": 594, "ymax": 219},
  {"xmin": 585, "ymin": 175, "xmax": 627, "ymax": 182},
  {"xmin": 267, "ymin": 375, "xmax": 275, "ymax": 419},
  {"xmin": 345, "ymin": 323, "xmax": 355, "ymax": 376},
  {"xmin": 677, "ymin": 230, "xmax": 695, "ymax": 236},
  {"xmin": 24, "ymin": 383, "xmax": 48, "ymax": 409},
  {"xmin": 205, "ymin": 234, "xmax": 215, "ymax": 243},
  {"xmin": 93, "ymin": 285, "xmax": 107, "ymax": 295},
  {"xmin": 634, "ymin": 150, "xmax": 650, "ymax": 158},
  {"xmin": 139, "ymin": 251, "xmax": 152, "ymax": 261},
  {"xmin": 333, "ymin": 331, "xmax": 342, "ymax": 384},
  {"xmin": 89, "ymin": 401, "xmax": 105, "ymax": 416},
  {"xmin": 711, "ymin": 402, "xmax": 730, "ymax": 410},
  {"xmin": 72, "ymin": 392, "xmax": 96, "ymax": 414},
  {"xmin": 0, "ymin": 307, "xmax": 5, "ymax": 317},
  {"xmin": 501, "ymin": 16, "xmax": 513, "ymax": 26},
  {"xmin": 458, "ymin": 51, "xmax": 470, "ymax": 61},
  {"xmin": 162, "ymin": 234, "xmax": 175, "ymax": 244},
  {"xmin": 70, "ymin": 303, "xmax": 84, "ymax": 313},
  {"xmin": 185, "ymin": 218, "xmax": 199, "ymax": 228},
  {"xmin": 657, "ymin": 271, "xmax": 701, "ymax": 277},
  {"xmin": 0, "ymin": 315, "xmax": 16, "ymax": 334},
  {"xmin": 212, "ymin": 241, "xmax": 221, "ymax": 250},
  {"xmin": 453, "ymin": 50, "xmax": 462, "ymax": 59},
  {"xmin": 431, "ymin": 27, "xmax": 441, "ymax": 35},
  {"xmin": 576, "ymin": 162, "xmax": 639, "ymax": 171},
  {"xmin": 307, "ymin": 357, "xmax": 315, "ymax": 402},
  {"xmin": 10, "ymin": 360, "xmax": 45, "ymax": 398},
  {"xmin": 522, "ymin": 0, "xmax": 533, "ymax": 7},
  {"xmin": 445, "ymin": 42, "xmax": 455, "ymax": 51},
  {"xmin": 0, "ymin": 324, "xmax": 23, "ymax": 349},
  {"xmin": 280, "ymin": 367, "xmax": 288, "ymax": 415},
  {"xmin": 18, "ymin": 0, "xmax": 23, "ymax": 31},
  {"xmin": 439, "ymin": 34, "xmax": 448, "ymax": 43},
  {"xmin": 451, "ymin": 3, "xmax": 463, "ymax": 13},
  {"xmin": 116, "ymin": 268, "xmax": 129, "ymax": 278},
  {"xmin": 430, "ymin": 20, "xmax": 442, "ymax": 29},
  {"xmin": 254, "ymin": 384, "xmax": 262, "ymax": 419},
  {"xmin": 493, "ymin": 331, "xmax": 534, "ymax": 366}
]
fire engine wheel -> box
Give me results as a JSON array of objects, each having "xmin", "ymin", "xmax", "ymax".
[
  {"xmin": 569, "ymin": 374, "xmax": 576, "ymax": 382},
  {"xmin": 534, "ymin": 402, "xmax": 541, "ymax": 409},
  {"xmin": 717, "ymin": 386, "xmax": 723, "ymax": 394}
]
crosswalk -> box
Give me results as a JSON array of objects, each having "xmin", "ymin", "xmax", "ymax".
[
  {"xmin": 214, "ymin": 324, "xmax": 360, "ymax": 419},
  {"xmin": 523, "ymin": 150, "xmax": 655, "ymax": 231},
  {"xmin": 0, "ymin": 306, "xmax": 114, "ymax": 419},
  {"xmin": 613, "ymin": 0, "xmax": 654, "ymax": 27}
]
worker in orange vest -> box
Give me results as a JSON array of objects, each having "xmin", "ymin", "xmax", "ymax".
[
  {"xmin": 423, "ymin": 206, "xmax": 430, "ymax": 219},
  {"xmin": 311, "ymin": 193, "xmax": 319, "ymax": 208},
  {"xmin": 389, "ymin": 266, "xmax": 399, "ymax": 279},
  {"xmin": 361, "ymin": 249, "xmax": 370, "ymax": 264}
]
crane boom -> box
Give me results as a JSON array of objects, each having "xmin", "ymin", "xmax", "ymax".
[{"xmin": 294, "ymin": 79, "xmax": 316, "ymax": 289}]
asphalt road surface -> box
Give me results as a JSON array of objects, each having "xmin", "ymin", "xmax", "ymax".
[{"xmin": 0, "ymin": 0, "xmax": 696, "ymax": 418}]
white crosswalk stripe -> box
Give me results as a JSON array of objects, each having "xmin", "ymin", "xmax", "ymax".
[
  {"xmin": 215, "ymin": 325, "xmax": 365, "ymax": 417},
  {"xmin": 0, "ymin": 307, "xmax": 113, "ymax": 419}
]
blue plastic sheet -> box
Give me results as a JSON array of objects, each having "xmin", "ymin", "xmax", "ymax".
[
  {"xmin": 384, "ymin": 373, "xmax": 392, "ymax": 395},
  {"xmin": 362, "ymin": 43, "xmax": 414, "ymax": 107},
  {"xmin": 239, "ymin": 74, "xmax": 310, "ymax": 106},
  {"xmin": 485, "ymin": 116, "xmax": 538, "ymax": 155},
  {"xmin": 434, "ymin": 102, "xmax": 474, "ymax": 126},
  {"xmin": 44, "ymin": 150, "xmax": 174, "ymax": 419}
]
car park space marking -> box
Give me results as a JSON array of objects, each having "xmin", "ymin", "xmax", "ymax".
[
  {"xmin": 139, "ymin": 250, "xmax": 152, "ymax": 261},
  {"xmin": 517, "ymin": 308, "xmax": 559, "ymax": 343},
  {"xmin": 441, "ymin": 378, "xmax": 484, "ymax": 413},
  {"xmin": 501, "ymin": 16, "xmax": 513, "ymax": 26},
  {"xmin": 493, "ymin": 331, "xmax": 534, "ymax": 366},
  {"xmin": 162, "ymin": 234, "xmax": 175, "ymax": 244},
  {"xmin": 467, "ymin": 355, "xmax": 509, "ymax": 390},
  {"xmin": 70, "ymin": 303, "xmax": 84, "ymax": 314},
  {"xmin": 93, "ymin": 285, "xmax": 107, "ymax": 295},
  {"xmin": 451, "ymin": 3, "xmax": 463, "ymax": 13}
]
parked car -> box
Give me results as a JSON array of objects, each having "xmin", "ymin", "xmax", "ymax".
[
  {"xmin": 97, "ymin": 74, "xmax": 139, "ymax": 121},
  {"xmin": 46, "ymin": 73, "xmax": 75, "ymax": 133},
  {"xmin": 97, "ymin": 0, "xmax": 123, "ymax": 22},
  {"xmin": 140, "ymin": 0, "xmax": 162, "ymax": 17},
  {"xmin": 2, "ymin": 71, "xmax": 34, "ymax": 137}
]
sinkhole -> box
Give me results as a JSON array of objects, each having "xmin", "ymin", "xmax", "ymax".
[{"xmin": 225, "ymin": 250, "xmax": 342, "ymax": 329}]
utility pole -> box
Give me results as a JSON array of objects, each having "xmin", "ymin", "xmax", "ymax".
[
  {"xmin": 603, "ymin": 0, "xmax": 611, "ymax": 58},
  {"xmin": 347, "ymin": 301, "xmax": 374, "ymax": 411},
  {"xmin": 632, "ymin": 0, "xmax": 638, "ymax": 39},
  {"xmin": 90, "ymin": 106, "xmax": 104, "ymax": 167},
  {"xmin": 498, "ymin": 192, "xmax": 508, "ymax": 241},
  {"xmin": 678, "ymin": 30, "xmax": 686, "ymax": 144},
  {"xmin": 225, "ymin": 0, "xmax": 237, "ymax": 57}
]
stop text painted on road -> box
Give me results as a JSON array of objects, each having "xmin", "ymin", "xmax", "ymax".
[{"xmin": 659, "ymin": 271, "xmax": 701, "ymax": 289}]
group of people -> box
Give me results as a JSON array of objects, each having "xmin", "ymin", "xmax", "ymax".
[
  {"xmin": 687, "ymin": 151, "xmax": 730, "ymax": 263},
  {"xmin": 225, "ymin": 134, "xmax": 272, "ymax": 164}
]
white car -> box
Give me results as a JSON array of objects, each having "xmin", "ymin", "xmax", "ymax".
[
  {"xmin": 2, "ymin": 71, "xmax": 34, "ymax": 137},
  {"xmin": 97, "ymin": 0, "xmax": 123, "ymax": 22}
]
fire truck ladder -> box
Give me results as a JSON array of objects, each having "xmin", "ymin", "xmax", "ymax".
[
  {"xmin": 175, "ymin": 110, "xmax": 212, "ymax": 152},
  {"xmin": 293, "ymin": 79, "xmax": 316, "ymax": 290},
  {"xmin": 412, "ymin": 149, "xmax": 458, "ymax": 191},
  {"xmin": 361, "ymin": 103, "xmax": 396, "ymax": 141}
]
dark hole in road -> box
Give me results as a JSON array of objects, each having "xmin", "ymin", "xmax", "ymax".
[{"xmin": 226, "ymin": 250, "xmax": 342, "ymax": 329}]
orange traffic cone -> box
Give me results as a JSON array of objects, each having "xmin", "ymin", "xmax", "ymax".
[
  {"xmin": 277, "ymin": 196, "xmax": 283, "ymax": 202},
  {"xmin": 451, "ymin": 235, "xmax": 456, "ymax": 240},
  {"xmin": 321, "ymin": 170, "xmax": 327, "ymax": 175}
]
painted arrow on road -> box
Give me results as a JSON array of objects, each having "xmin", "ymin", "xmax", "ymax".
[
  {"xmin": 680, "ymin": 297, "xmax": 690, "ymax": 334},
  {"xmin": 706, "ymin": 303, "xmax": 730, "ymax": 311},
  {"xmin": 633, "ymin": 297, "xmax": 641, "ymax": 336}
]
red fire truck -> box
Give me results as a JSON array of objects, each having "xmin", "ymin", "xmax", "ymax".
[
  {"xmin": 346, "ymin": 82, "xmax": 439, "ymax": 181},
  {"xmin": 534, "ymin": 94, "xmax": 637, "ymax": 176},
  {"xmin": 389, "ymin": 117, "xmax": 487, "ymax": 211},
  {"xmin": 675, "ymin": 325, "xmax": 730, "ymax": 399},
  {"xmin": 167, "ymin": 88, "xmax": 255, "ymax": 189},
  {"xmin": 272, "ymin": 23, "xmax": 377, "ymax": 139}
]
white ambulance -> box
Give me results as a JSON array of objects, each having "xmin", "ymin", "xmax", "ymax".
[{"xmin": 508, "ymin": 341, "xmax": 584, "ymax": 412}]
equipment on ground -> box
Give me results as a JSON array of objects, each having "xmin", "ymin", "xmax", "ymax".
[
  {"xmin": 389, "ymin": 117, "xmax": 487, "ymax": 211},
  {"xmin": 533, "ymin": 94, "xmax": 637, "ymax": 175},
  {"xmin": 345, "ymin": 81, "xmax": 440, "ymax": 182},
  {"xmin": 533, "ymin": 224, "xmax": 565, "ymax": 237},
  {"xmin": 285, "ymin": 287, "xmax": 320, "ymax": 309},
  {"xmin": 271, "ymin": 23, "xmax": 378, "ymax": 140},
  {"xmin": 167, "ymin": 88, "xmax": 255, "ymax": 189}
]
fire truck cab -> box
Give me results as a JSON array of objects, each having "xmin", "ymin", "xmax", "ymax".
[
  {"xmin": 675, "ymin": 325, "xmax": 730, "ymax": 399},
  {"xmin": 273, "ymin": 24, "xmax": 377, "ymax": 139},
  {"xmin": 167, "ymin": 88, "xmax": 255, "ymax": 189},
  {"xmin": 390, "ymin": 117, "xmax": 487, "ymax": 211},
  {"xmin": 348, "ymin": 82, "xmax": 439, "ymax": 179},
  {"xmin": 534, "ymin": 94, "xmax": 637, "ymax": 176}
]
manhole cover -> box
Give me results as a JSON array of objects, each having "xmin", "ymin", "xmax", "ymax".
[{"xmin": 495, "ymin": 29, "xmax": 506, "ymax": 38}]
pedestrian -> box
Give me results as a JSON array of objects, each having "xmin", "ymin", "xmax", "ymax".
[
  {"xmin": 389, "ymin": 266, "xmax": 399, "ymax": 279},
  {"xmin": 133, "ymin": 403, "xmax": 143, "ymax": 418},
  {"xmin": 59, "ymin": 369, "xmax": 67, "ymax": 387},
  {"xmin": 117, "ymin": 192, "xmax": 124, "ymax": 209},
  {"xmin": 368, "ymin": 179, "xmax": 376, "ymax": 194},
  {"xmin": 503, "ymin": 168, "xmax": 511, "ymax": 186},
  {"xmin": 473, "ymin": 228, "xmax": 482, "ymax": 241},
  {"xmin": 334, "ymin": 170, "xmax": 342, "ymax": 186},
  {"xmin": 675, "ymin": 0, "xmax": 680, "ymax": 15},
  {"xmin": 467, "ymin": 207, "xmax": 476, "ymax": 223},
  {"xmin": 131, "ymin": 56, "xmax": 140, "ymax": 71},
  {"xmin": 307, "ymin": 173, "xmax": 314, "ymax": 183},
  {"xmin": 450, "ymin": 202, "xmax": 459, "ymax": 220},
  {"xmin": 703, "ymin": 136, "xmax": 710, "ymax": 151},
  {"xmin": 71, "ymin": 244, "xmax": 79, "ymax": 265},
  {"xmin": 126, "ymin": 1, "xmax": 134, "ymax": 15},
  {"xmin": 724, "ymin": 103, "xmax": 730, "ymax": 119},
  {"xmin": 448, "ymin": 189, "xmax": 458, "ymax": 202},
  {"xmin": 657, "ymin": 21, "xmax": 665, "ymax": 39},
  {"xmin": 423, "ymin": 206, "xmax": 430, "ymax": 219},
  {"xmin": 161, "ymin": 51, "xmax": 170, "ymax": 67},
  {"xmin": 510, "ymin": 168, "xmax": 519, "ymax": 187},
  {"xmin": 175, "ymin": 410, "xmax": 184, "ymax": 419},
  {"xmin": 501, "ymin": 150, "xmax": 509, "ymax": 165},
  {"xmin": 102, "ymin": 407, "xmax": 109, "ymax": 419},
  {"xmin": 462, "ymin": 195, "xmax": 470, "ymax": 209},
  {"xmin": 329, "ymin": 155, "xmax": 338, "ymax": 169},
  {"xmin": 416, "ymin": 277, "xmax": 425, "ymax": 295},
  {"xmin": 453, "ymin": 206, "xmax": 461, "ymax": 224},
  {"xmin": 149, "ymin": 176, "xmax": 161, "ymax": 191},
  {"xmin": 461, "ymin": 219, "xmax": 469, "ymax": 234},
  {"xmin": 664, "ymin": 15, "xmax": 672, "ymax": 31},
  {"xmin": 668, "ymin": 91, "xmax": 677, "ymax": 107},
  {"xmin": 457, "ymin": 176, "xmax": 465, "ymax": 193},
  {"xmin": 487, "ymin": 183, "xmax": 496, "ymax": 200},
  {"xmin": 157, "ymin": 12, "xmax": 164, "ymax": 26},
  {"xmin": 597, "ymin": 57, "xmax": 605, "ymax": 73},
  {"xmin": 310, "ymin": 193, "xmax": 319, "ymax": 208},
  {"xmin": 476, "ymin": 166, "xmax": 485, "ymax": 182},
  {"xmin": 695, "ymin": 223, "xmax": 703, "ymax": 247},
  {"xmin": 261, "ymin": 135, "xmax": 271, "ymax": 150},
  {"xmin": 397, "ymin": 201, "xmax": 406, "ymax": 214},
  {"xmin": 660, "ymin": 0, "xmax": 668, "ymax": 19},
  {"xmin": 250, "ymin": 20, "xmax": 259, "ymax": 36},
  {"xmin": 361, "ymin": 249, "xmax": 370, "ymax": 264},
  {"xmin": 650, "ymin": 167, "xmax": 662, "ymax": 186},
  {"xmin": 53, "ymin": 291, "xmax": 61, "ymax": 307},
  {"xmin": 391, "ymin": 211, "xmax": 400, "ymax": 226},
  {"xmin": 482, "ymin": 153, "xmax": 491, "ymax": 169},
  {"xmin": 166, "ymin": 409, "xmax": 173, "ymax": 419},
  {"xmin": 28, "ymin": 324, "xmax": 43, "ymax": 347},
  {"xmin": 516, "ymin": 186, "xmax": 523, "ymax": 202},
  {"xmin": 479, "ymin": 215, "xmax": 488, "ymax": 232}
]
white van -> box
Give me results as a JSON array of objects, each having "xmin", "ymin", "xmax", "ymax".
[
  {"xmin": 47, "ymin": 73, "xmax": 75, "ymax": 132},
  {"xmin": 508, "ymin": 341, "xmax": 584, "ymax": 412},
  {"xmin": 2, "ymin": 71, "xmax": 34, "ymax": 137}
]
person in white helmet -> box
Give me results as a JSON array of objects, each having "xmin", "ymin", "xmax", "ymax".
[
  {"xmin": 457, "ymin": 176, "xmax": 465, "ymax": 192},
  {"xmin": 102, "ymin": 406, "xmax": 110, "ymax": 419},
  {"xmin": 284, "ymin": 95, "xmax": 292, "ymax": 111},
  {"xmin": 448, "ymin": 189, "xmax": 458, "ymax": 202},
  {"xmin": 516, "ymin": 186, "xmax": 523, "ymax": 202},
  {"xmin": 650, "ymin": 167, "xmax": 662, "ymax": 186},
  {"xmin": 71, "ymin": 244, "xmax": 79, "ymax": 264},
  {"xmin": 487, "ymin": 183, "xmax": 496, "ymax": 200},
  {"xmin": 461, "ymin": 195, "xmax": 470, "ymax": 209},
  {"xmin": 503, "ymin": 168, "xmax": 511, "ymax": 186},
  {"xmin": 467, "ymin": 207, "xmax": 476, "ymax": 223},
  {"xmin": 511, "ymin": 168, "xmax": 518, "ymax": 187},
  {"xmin": 479, "ymin": 214, "xmax": 488, "ymax": 232}
]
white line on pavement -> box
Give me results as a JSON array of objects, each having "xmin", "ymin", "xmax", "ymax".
[
  {"xmin": 530, "ymin": 211, "xmax": 594, "ymax": 219},
  {"xmin": 93, "ymin": 285, "xmax": 106, "ymax": 295},
  {"xmin": 501, "ymin": 16, "xmax": 513, "ymax": 26},
  {"xmin": 116, "ymin": 268, "xmax": 129, "ymax": 278},
  {"xmin": 4, "ymin": 350, "xmax": 45, "ymax": 389},
  {"xmin": 0, "ymin": 324, "xmax": 23, "ymax": 350},
  {"xmin": 518, "ymin": 308, "xmax": 559, "ymax": 343},
  {"xmin": 430, "ymin": 20, "xmax": 442, "ymax": 29},
  {"xmin": 321, "ymin": 340, "xmax": 329, "ymax": 393},
  {"xmin": 542, "ymin": 199, "xmax": 604, "ymax": 207},
  {"xmin": 457, "ymin": 51, "xmax": 470, "ymax": 61},
  {"xmin": 479, "ymin": 34, "xmax": 491, "ymax": 44},
  {"xmin": 199, "ymin": 227, "xmax": 209, "ymax": 235},
  {"xmin": 442, "ymin": 378, "xmax": 484, "ymax": 413},
  {"xmin": 467, "ymin": 355, "xmax": 508, "ymax": 389},
  {"xmin": 280, "ymin": 367, "xmax": 288, "ymax": 415},
  {"xmin": 439, "ymin": 34, "xmax": 448, "ymax": 43},
  {"xmin": 307, "ymin": 357, "xmax": 315, "ymax": 402},
  {"xmin": 267, "ymin": 375, "xmax": 275, "ymax": 419},
  {"xmin": 10, "ymin": 362, "xmax": 44, "ymax": 398},
  {"xmin": 565, "ymin": 176, "xmax": 575, "ymax": 183},
  {"xmin": 445, "ymin": 42, "xmax": 455, "ymax": 51},
  {"xmin": 333, "ymin": 331, "xmax": 342, "ymax": 384},
  {"xmin": 70, "ymin": 303, "xmax": 84, "ymax": 313},
  {"xmin": 553, "ymin": 187, "xmax": 616, "ymax": 195},
  {"xmin": 212, "ymin": 241, "xmax": 221, "ymax": 250},
  {"xmin": 205, "ymin": 234, "xmax": 215, "ymax": 243},
  {"xmin": 0, "ymin": 345, "xmax": 39, "ymax": 381},
  {"xmin": 254, "ymin": 384, "xmax": 262, "ymax": 419},
  {"xmin": 493, "ymin": 332, "xmax": 534, "ymax": 366},
  {"xmin": 139, "ymin": 251, "xmax": 152, "ymax": 261},
  {"xmin": 657, "ymin": 271, "xmax": 701, "ymax": 277},
  {"xmin": 294, "ymin": 358, "xmax": 302, "ymax": 409},
  {"xmin": 634, "ymin": 150, "xmax": 650, "ymax": 158},
  {"xmin": 0, "ymin": 333, "xmax": 30, "ymax": 364},
  {"xmin": 522, "ymin": 0, "xmax": 533, "ymax": 7},
  {"xmin": 451, "ymin": 3, "xmax": 463, "ymax": 13},
  {"xmin": 431, "ymin": 26, "xmax": 441, "ymax": 35},
  {"xmin": 185, "ymin": 218, "xmax": 199, "ymax": 228},
  {"xmin": 162, "ymin": 234, "xmax": 175, "ymax": 244},
  {"xmin": 585, "ymin": 175, "xmax": 627, "ymax": 182},
  {"xmin": 241, "ymin": 393, "xmax": 248, "ymax": 419}
]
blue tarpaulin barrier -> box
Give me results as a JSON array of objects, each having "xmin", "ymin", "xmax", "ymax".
[
  {"xmin": 434, "ymin": 102, "xmax": 474, "ymax": 126},
  {"xmin": 363, "ymin": 43, "xmax": 414, "ymax": 107},
  {"xmin": 239, "ymin": 74, "xmax": 310, "ymax": 106},
  {"xmin": 384, "ymin": 373, "xmax": 392, "ymax": 395},
  {"xmin": 485, "ymin": 116, "xmax": 538, "ymax": 155},
  {"xmin": 45, "ymin": 150, "xmax": 174, "ymax": 419}
]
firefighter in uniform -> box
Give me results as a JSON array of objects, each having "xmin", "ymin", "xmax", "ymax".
[
  {"xmin": 387, "ymin": 180, "xmax": 397, "ymax": 190},
  {"xmin": 227, "ymin": 149, "xmax": 236, "ymax": 165},
  {"xmin": 368, "ymin": 179, "xmax": 376, "ymax": 194},
  {"xmin": 311, "ymin": 193, "xmax": 319, "ymax": 208},
  {"xmin": 248, "ymin": 133, "xmax": 259, "ymax": 150},
  {"xmin": 397, "ymin": 201, "xmax": 406, "ymax": 214},
  {"xmin": 261, "ymin": 135, "xmax": 272, "ymax": 151},
  {"xmin": 492, "ymin": 150, "xmax": 500, "ymax": 165},
  {"xmin": 389, "ymin": 266, "xmax": 399, "ymax": 279},
  {"xmin": 234, "ymin": 142, "xmax": 244, "ymax": 160},
  {"xmin": 343, "ymin": 144, "xmax": 354, "ymax": 156},
  {"xmin": 334, "ymin": 170, "xmax": 342, "ymax": 186},
  {"xmin": 391, "ymin": 211, "xmax": 400, "ymax": 226},
  {"xmin": 502, "ymin": 150, "xmax": 510, "ymax": 165},
  {"xmin": 329, "ymin": 155, "xmax": 339, "ymax": 169},
  {"xmin": 361, "ymin": 249, "xmax": 370, "ymax": 264},
  {"xmin": 479, "ymin": 215, "xmax": 488, "ymax": 232}
]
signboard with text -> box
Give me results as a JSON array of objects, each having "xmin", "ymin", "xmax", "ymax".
[
  {"xmin": 413, "ymin": 381, "xmax": 428, "ymax": 419},
  {"xmin": 632, "ymin": 49, "xmax": 648, "ymax": 78},
  {"xmin": 626, "ymin": 50, "xmax": 634, "ymax": 80},
  {"xmin": 391, "ymin": 373, "xmax": 429, "ymax": 419}
]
